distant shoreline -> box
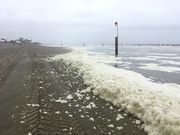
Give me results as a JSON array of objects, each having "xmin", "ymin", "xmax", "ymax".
[{"xmin": 1, "ymin": 41, "xmax": 180, "ymax": 47}]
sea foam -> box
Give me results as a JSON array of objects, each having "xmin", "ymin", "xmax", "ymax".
[{"xmin": 52, "ymin": 49, "xmax": 180, "ymax": 135}]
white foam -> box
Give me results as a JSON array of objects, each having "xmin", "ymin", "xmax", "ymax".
[
  {"xmin": 89, "ymin": 117, "xmax": 95, "ymax": 122},
  {"xmin": 116, "ymin": 114, "xmax": 124, "ymax": 121},
  {"xmin": 117, "ymin": 126, "xmax": 123, "ymax": 130},
  {"xmin": 160, "ymin": 60, "xmax": 180, "ymax": 66},
  {"xmin": 139, "ymin": 63, "xmax": 180, "ymax": 73},
  {"xmin": 147, "ymin": 56, "xmax": 180, "ymax": 60},
  {"xmin": 86, "ymin": 102, "xmax": 97, "ymax": 109},
  {"xmin": 135, "ymin": 120, "xmax": 141, "ymax": 124},
  {"xmin": 147, "ymin": 53, "xmax": 178, "ymax": 56},
  {"xmin": 27, "ymin": 104, "xmax": 39, "ymax": 107},
  {"xmin": 54, "ymin": 98, "xmax": 68, "ymax": 103},
  {"xmin": 52, "ymin": 50, "xmax": 180, "ymax": 135},
  {"xmin": 128, "ymin": 57, "xmax": 157, "ymax": 61},
  {"xmin": 66, "ymin": 94, "xmax": 73, "ymax": 100},
  {"xmin": 170, "ymin": 57, "xmax": 180, "ymax": 60},
  {"xmin": 55, "ymin": 111, "xmax": 60, "ymax": 114},
  {"xmin": 108, "ymin": 124, "xmax": 114, "ymax": 128},
  {"xmin": 80, "ymin": 87, "xmax": 91, "ymax": 93},
  {"xmin": 28, "ymin": 132, "xmax": 32, "ymax": 135}
]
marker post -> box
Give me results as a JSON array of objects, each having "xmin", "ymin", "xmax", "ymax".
[{"xmin": 114, "ymin": 21, "xmax": 118, "ymax": 57}]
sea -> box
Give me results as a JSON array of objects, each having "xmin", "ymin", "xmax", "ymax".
[{"xmin": 84, "ymin": 45, "xmax": 180, "ymax": 85}]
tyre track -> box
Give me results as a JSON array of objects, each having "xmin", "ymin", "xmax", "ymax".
[
  {"xmin": 0, "ymin": 47, "xmax": 22, "ymax": 87},
  {"xmin": 22, "ymin": 47, "xmax": 86, "ymax": 135}
]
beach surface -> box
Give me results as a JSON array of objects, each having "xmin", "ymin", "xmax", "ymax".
[{"xmin": 0, "ymin": 43, "xmax": 145, "ymax": 135}]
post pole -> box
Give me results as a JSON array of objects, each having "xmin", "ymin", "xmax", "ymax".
[
  {"xmin": 115, "ymin": 36, "xmax": 118, "ymax": 57},
  {"xmin": 114, "ymin": 21, "xmax": 119, "ymax": 57}
]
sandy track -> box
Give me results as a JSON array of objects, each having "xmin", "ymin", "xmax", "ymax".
[
  {"xmin": 0, "ymin": 44, "xmax": 146, "ymax": 135},
  {"xmin": 0, "ymin": 45, "xmax": 22, "ymax": 87}
]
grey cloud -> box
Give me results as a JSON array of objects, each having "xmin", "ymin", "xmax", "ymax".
[{"xmin": 0, "ymin": 0, "xmax": 180, "ymax": 44}]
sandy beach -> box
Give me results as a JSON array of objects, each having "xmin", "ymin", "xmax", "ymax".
[{"xmin": 0, "ymin": 43, "xmax": 146, "ymax": 135}]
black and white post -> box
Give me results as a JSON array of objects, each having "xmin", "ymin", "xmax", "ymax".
[{"xmin": 114, "ymin": 21, "xmax": 118, "ymax": 57}]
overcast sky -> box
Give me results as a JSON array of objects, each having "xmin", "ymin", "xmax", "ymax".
[{"xmin": 0, "ymin": 0, "xmax": 180, "ymax": 45}]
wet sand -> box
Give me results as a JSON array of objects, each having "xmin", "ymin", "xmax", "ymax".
[{"xmin": 0, "ymin": 44, "xmax": 146, "ymax": 135}]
